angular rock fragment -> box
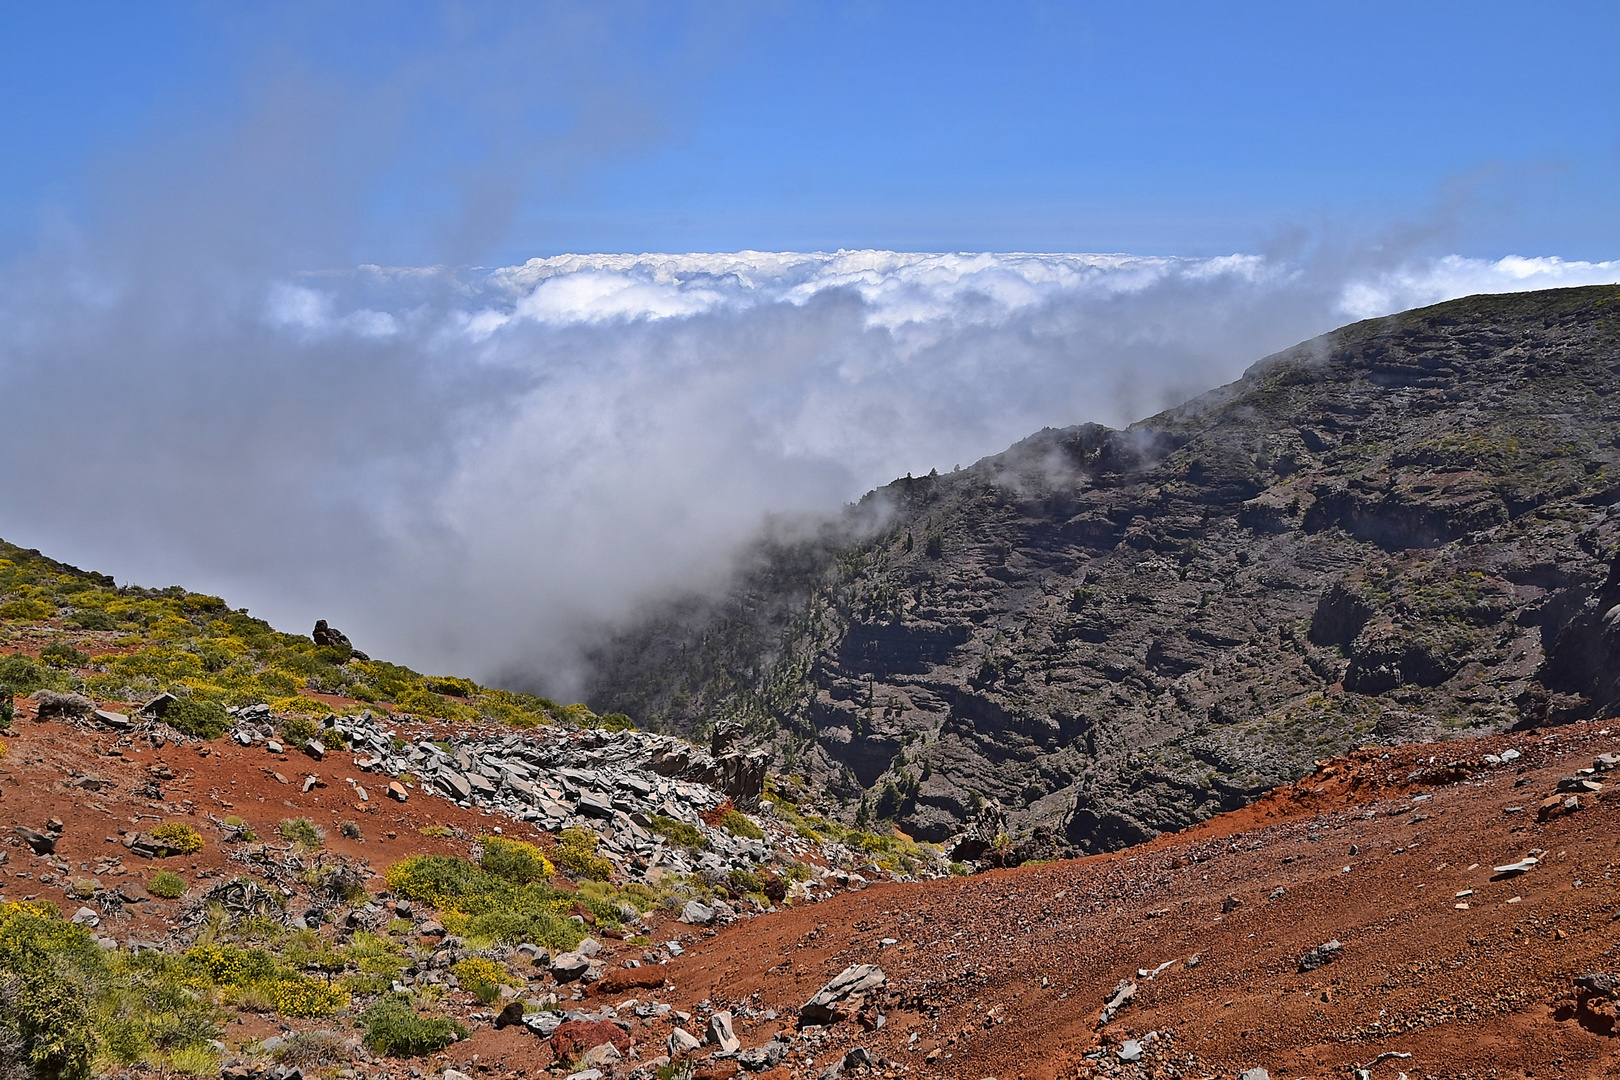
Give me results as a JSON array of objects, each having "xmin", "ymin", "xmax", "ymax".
[
  {"xmin": 1098, "ymin": 979, "xmax": 1136, "ymax": 1026},
  {"xmin": 679, "ymin": 900, "xmax": 715, "ymax": 925},
  {"xmin": 801, "ymin": 964, "xmax": 887, "ymax": 1025},
  {"xmin": 1297, "ymin": 939, "xmax": 1342, "ymax": 973},
  {"xmin": 666, "ymin": 1027, "xmax": 702, "ymax": 1057},
  {"xmin": 706, "ymin": 1010, "xmax": 740, "ymax": 1054}
]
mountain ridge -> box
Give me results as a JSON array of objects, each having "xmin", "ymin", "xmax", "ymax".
[{"xmin": 584, "ymin": 284, "xmax": 1620, "ymax": 851}]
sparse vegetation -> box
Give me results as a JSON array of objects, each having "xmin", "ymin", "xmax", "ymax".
[
  {"xmin": 553, "ymin": 827, "xmax": 614, "ymax": 882},
  {"xmin": 148, "ymin": 870, "xmax": 187, "ymax": 899},
  {"xmin": 277, "ymin": 817, "xmax": 323, "ymax": 850},
  {"xmin": 357, "ymin": 995, "xmax": 467, "ymax": 1057},
  {"xmin": 718, "ymin": 809, "xmax": 764, "ymax": 841},
  {"xmin": 150, "ymin": 822, "xmax": 205, "ymax": 855}
]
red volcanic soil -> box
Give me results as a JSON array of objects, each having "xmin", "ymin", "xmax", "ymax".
[
  {"xmin": 632, "ymin": 725, "xmax": 1620, "ymax": 1080},
  {"xmin": 3, "ymin": 701, "xmax": 1619, "ymax": 1079}
]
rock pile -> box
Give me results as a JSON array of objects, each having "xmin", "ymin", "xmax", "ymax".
[{"xmin": 221, "ymin": 708, "xmax": 925, "ymax": 890}]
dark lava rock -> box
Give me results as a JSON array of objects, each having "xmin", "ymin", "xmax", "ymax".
[{"xmin": 585, "ymin": 286, "xmax": 1620, "ymax": 851}]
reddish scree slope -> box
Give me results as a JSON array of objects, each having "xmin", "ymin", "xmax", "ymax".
[
  {"xmin": 641, "ymin": 725, "xmax": 1620, "ymax": 1080},
  {"xmin": 3, "ymin": 708, "xmax": 1619, "ymax": 1079}
]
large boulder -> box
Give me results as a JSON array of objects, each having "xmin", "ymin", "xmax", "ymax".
[{"xmin": 800, "ymin": 964, "xmax": 886, "ymax": 1025}]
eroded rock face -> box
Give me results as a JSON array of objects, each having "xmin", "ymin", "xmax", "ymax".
[{"xmin": 587, "ymin": 286, "xmax": 1620, "ymax": 852}]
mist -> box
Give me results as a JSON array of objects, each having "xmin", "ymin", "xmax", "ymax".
[{"xmin": 2, "ymin": 8, "xmax": 1617, "ymax": 698}]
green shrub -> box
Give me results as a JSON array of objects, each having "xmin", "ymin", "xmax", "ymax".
[
  {"xmin": 64, "ymin": 609, "xmax": 117, "ymax": 631},
  {"xmin": 277, "ymin": 818, "xmax": 323, "ymax": 850},
  {"xmin": 450, "ymin": 956, "xmax": 509, "ymax": 1003},
  {"xmin": 383, "ymin": 855, "xmax": 586, "ymax": 951},
  {"xmin": 0, "ymin": 598, "xmax": 54, "ymax": 621},
  {"xmin": 0, "ymin": 688, "xmax": 12, "ymax": 731},
  {"xmin": 148, "ymin": 871, "xmax": 187, "ymax": 899},
  {"xmin": 719, "ymin": 810, "xmax": 764, "ymax": 841},
  {"xmin": 462, "ymin": 909, "xmax": 583, "ymax": 951},
  {"xmin": 0, "ymin": 655, "xmax": 45, "ymax": 696},
  {"xmin": 280, "ymin": 716, "xmax": 317, "ymax": 745},
  {"xmin": 727, "ymin": 868, "xmax": 763, "ymax": 896},
  {"xmin": 150, "ymin": 822, "xmax": 204, "ymax": 855},
  {"xmin": 0, "ymin": 901, "xmax": 105, "ymax": 1080},
  {"xmin": 478, "ymin": 836, "xmax": 554, "ymax": 884},
  {"xmin": 357, "ymin": 995, "xmax": 467, "ymax": 1057},
  {"xmin": 39, "ymin": 643, "xmax": 89, "ymax": 668},
  {"xmin": 319, "ymin": 728, "xmax": 348, "ymax": 750},
  {"xmin": 164, "ymin": 697, "xmax": 229, "ymax": 740},
  {"xmin": 554, "ymin": 828, "xmax": 614, "ymax": 882},
  {"xmin": 272, "ymin": 978, "xmax": 349, "ymax": 1018},
  {"xmin": 384, "ymin": 855, "xmax": 489, "ymax": 906},
  {"xmin": 650, "ymin": 816, "xmax": 706, "ymax": 849}
]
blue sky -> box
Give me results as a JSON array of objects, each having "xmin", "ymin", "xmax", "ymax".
[{"xmin": 1, "ymin": 1, "xmax": 1616, "ymax": 264}]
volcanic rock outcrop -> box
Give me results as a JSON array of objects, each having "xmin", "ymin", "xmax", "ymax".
[{"xmin": 586, "ymin": 286, "xmax": 1620, "ymax": 851}]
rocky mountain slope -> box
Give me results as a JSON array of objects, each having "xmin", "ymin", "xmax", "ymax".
[{"xmin": 585, "ymin": 285, "xmax": 1620, "ymax": 852}]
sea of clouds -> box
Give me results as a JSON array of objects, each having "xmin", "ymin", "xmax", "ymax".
[{"xmin": 2, "ymin": 247, "xmax": 1617, "ymax": 693}]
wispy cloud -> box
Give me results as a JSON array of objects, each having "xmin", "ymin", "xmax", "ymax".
[{"xmin": 3, "ymin": 244, "xmax": 1614, "ymax": 696}]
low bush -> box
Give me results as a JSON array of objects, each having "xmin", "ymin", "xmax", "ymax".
[
  {"xmin": 0, "ymin": 598, "xmax": 54, "ymax": 621},
  {"xmin": 357, "ymin": 995, "xmax": 467, "ymax": 1057},
  {"xmin": 727, "ymin": 867, "xmax": 763, "ymax": 896},
  {"xmin": 64, "ymin": 609, "xmax": 117, "ymax": 631},
  {"xmin": 478, "ymin": 836, "xmax": 553, "ymax": 884},
  {"xmin": 449, "ymin": 956, "xmax": 509, "ymax": 1003},
  {"xmin": 164, "ymin": 697, "xmax": 230, "ymax": 740},
  {"xmin": 554, "ymin": 827, "xmax": 614, "ymax": 882},
  {"xmin": 719, "ymin": 810, "xmax": 764, "ymax": 841},
  {"xmin": 150, "ymin": 822, "xmax": 204, "ymax": 855},
  {"xmin": 280, "ymin": 715, "xmax": 317, "ymax": 745},
  {"xmin": 650, "ymin": 816, "xmax": 706, "ymax": 848},
  {"xmin": 271, "ymin": 1030, "xmax": 352, "ymax": 1067},
  {"xmin": 0, "ymin": 901, "xmax": 105, "ymax": 1080},
  {"xmin": 147, "ymin": 870, "xmax": 186, "ymax": 899},
  {"xmin": 319, "ymin": 728, "xmax": 348, "ymax": 750},
  {"xmin": 277, "ymin": 817, "xmax": 323, "ymax": 850},
  {"xmin": 39, "ymin": 643, "xmax": 88, "ymax": 668},
  {"xmin": 384, "ymin": 854, "xmax": 587, "ymax": 952},
  {"xmin": 272, "ymin": 978, "xmax": 350, "ymax": 1018},
  {"xmin": 0, "ymin": 655, "xmax": 46, "ymax": 696}
]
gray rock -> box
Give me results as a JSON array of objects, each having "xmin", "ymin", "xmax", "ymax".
[
  {"xmin": 69, "ymin": 906, "xmax": 100, "ymax": 927},
  {"xmin": 666, "ymin": 1027, "xmax": 702, "ymax": 1057},
  {"xmin": 576, "ymin": 936, "xmax": 602, "ymax": 958},
  {"xmin": 93, "ymin": 709, "xmax": 131, "ymax": 729},
  {"xmin": 15, "ymin": 827, "xmax": 56, "ymax": 855},
  {"xmin": 1098, "ymin": 979, "xmax": 1136, "ymax": 1026},
  {"xmin": 737, "ymin": 1037, "xmax": 790, "ymax": 1071},
  {"xmin": 664, "ymin": 1029, "xmax": 703, "ymax": 1062},
  {"xmin": 1595, "ymin": 752, "xmax": 1620, "ymax": 772},
  {"xmin": 1493, "ymin": 857, "xmax": 1539, "ymax": 877},
  {"xmin": 438, "ymin": 772, "xmax": 472, "ymax": 802},
  {"xmin": 679, "ymin": 900, "xmax": 716, "ymax": 925},
  {"xmin": 1239, "ymin": 1071, "xmax": 1270, "ymax": 1080},
  {"xmin": 522, "ymin": 1011, "xmax": 564, "ymax": 1037},
  {"xmin": 442, "ymin": 1070, "xmax": 474, "ymax": 1080},
  {"xmin": 800, "ymin": 964, "xmax": 886, "ymax": 1025},
  {"xmin": 1297, "ymin": 940, "xmax": 1343, "ymax": 973},
  {"xmin": 494, "ymin": 1000, "xmax": 526, "ymax": 1029},
  {"xmin": 706, "ymin": 1010, "xmax": 740, "ymax": 1054},
  {"xmin": 1118, "ymin": 1039, "xmax": 1142, "ymax": 1062},
  {"xmin": 31, "ymin": 691, "xmax": 95, "ymax": 719},
  {"xmin": 582, "ymin": 1043, "xmax": 620, "ymax": 1066},
  {"xmin": 551, "ymin": 952, "xmax": 591, "ymax": 982}
]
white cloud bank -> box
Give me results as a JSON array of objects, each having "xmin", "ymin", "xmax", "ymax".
[{"xmin": 2, "ymin": 248, "xmax": 1616, "ymax": 694}]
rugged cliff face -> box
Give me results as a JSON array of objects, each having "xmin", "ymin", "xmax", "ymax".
[{"xmin": 586, "ymin": 286, "xmax": 1620, "ymax": 851}]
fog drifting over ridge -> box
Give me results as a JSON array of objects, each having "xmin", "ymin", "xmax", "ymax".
[{"xmin": 3, "ymin": 248, "xmax": 1617, "ymax": 695}]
